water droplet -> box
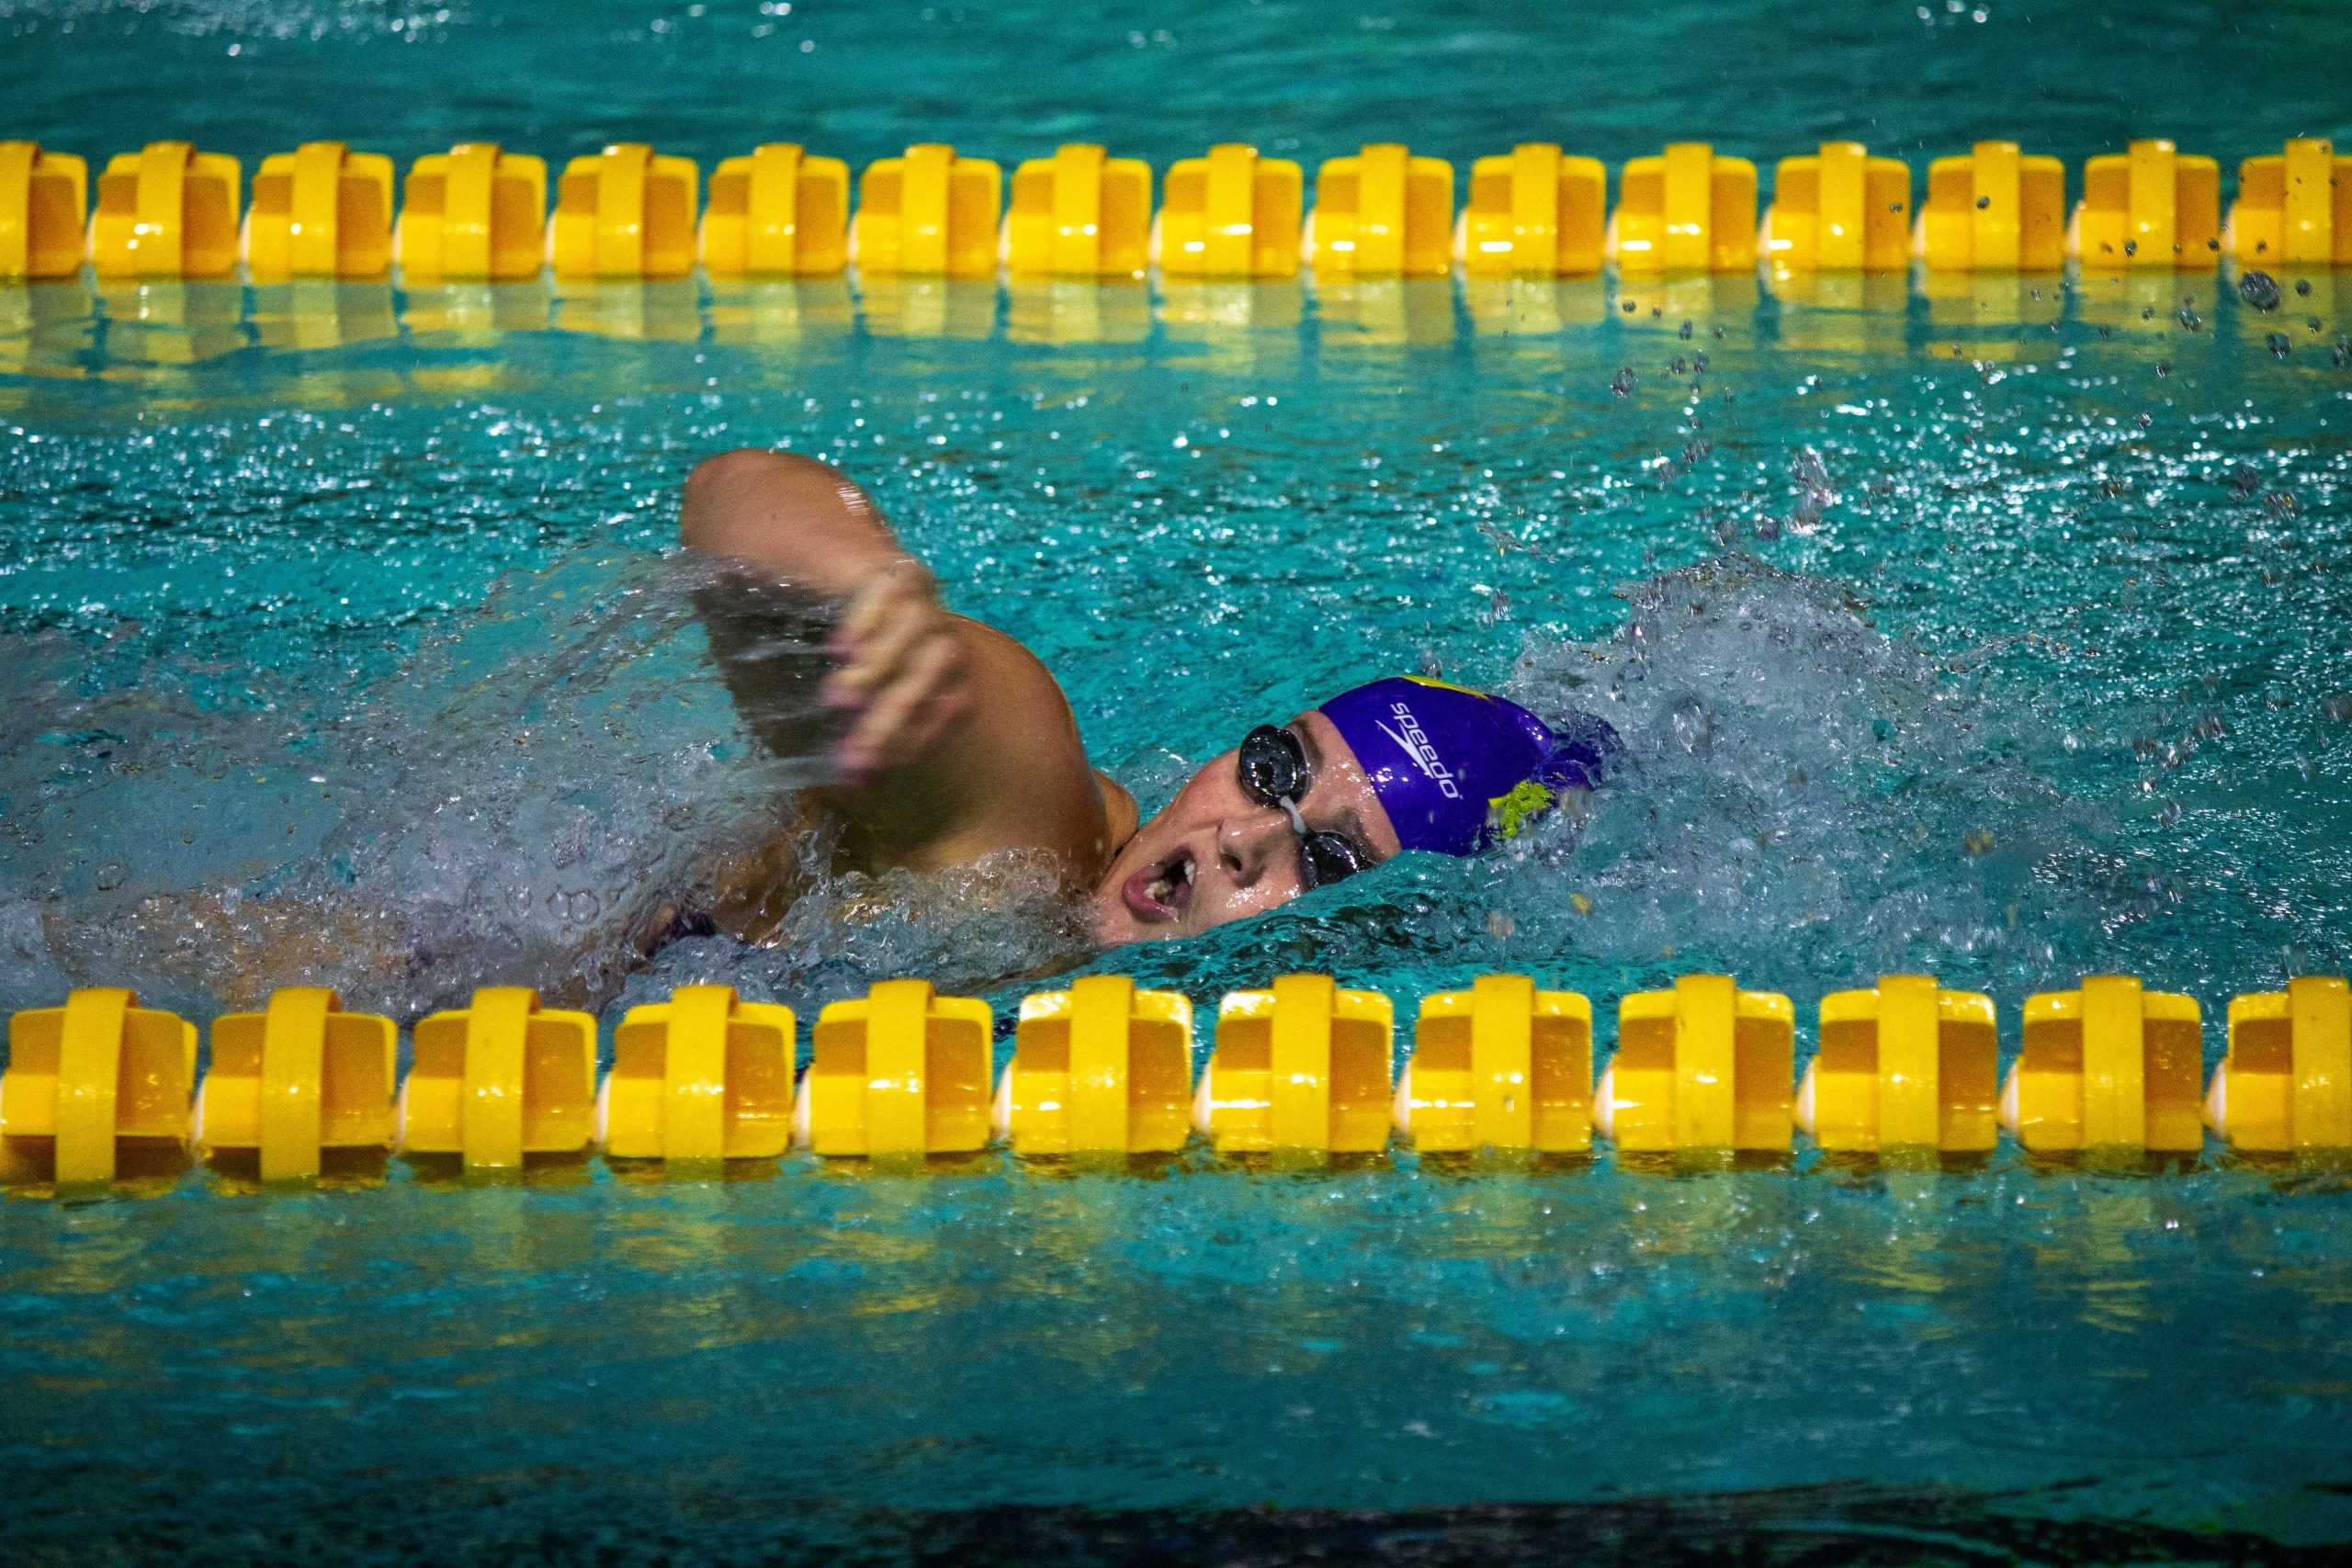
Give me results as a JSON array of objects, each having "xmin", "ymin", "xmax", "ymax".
[
  {"xmin": 1668, "ymin": 694, "xmax": 1714, "ymax": 754},
  {"xmin": 2238, "ymin": 271, "xmax": 2282, "ymax": 312}
]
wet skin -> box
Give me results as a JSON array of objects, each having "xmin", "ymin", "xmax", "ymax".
[
  {"xmin": 682, "ymin": 447, "xmax": 1408, "ymax": 952},
  {"xmin": 1087, "ymin": 708, "xmax": 1404, "ymax": 945}
]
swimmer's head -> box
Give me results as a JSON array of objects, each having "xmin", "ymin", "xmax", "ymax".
[{"xmin": 1088, "ymin": 677, "xmax": 1617, "ymax": 944}]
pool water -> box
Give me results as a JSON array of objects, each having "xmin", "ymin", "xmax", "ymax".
[{"xmin": 6, "ymin": 0, "xmax": 2352, "ymax": 1559}]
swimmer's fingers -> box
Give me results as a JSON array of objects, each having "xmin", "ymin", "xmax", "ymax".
[
  {"xmin": 824, "ymin": 593, "xmax": 931, "ymax": 708},
  {"xmin": 824, "ymin": 563, "xmax": 940, "ymax": 708},
  {"xmin": 829, "ymin": 557, "xmax": 931, "ymax": 659},
  {"xmin": 834, "ymin": 633, "xmax": 967, "ymax": 780},
  {"xmin": 844, "ymin": 631, "xmax": 968, "ymax": 773}
]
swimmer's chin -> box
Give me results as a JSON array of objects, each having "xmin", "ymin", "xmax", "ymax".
[{"xmin": 1085, "ymin": 898, "xmax": 1160, "ymax": 946}]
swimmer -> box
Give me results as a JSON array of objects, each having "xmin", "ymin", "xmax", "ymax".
[
  {"xmin": 45, "ymin": 447, "xmax": 1618, "ymax": 1014},
  {"xmin": 682, "ymin": 448, "xmax": 1619, "ymax": 946}
]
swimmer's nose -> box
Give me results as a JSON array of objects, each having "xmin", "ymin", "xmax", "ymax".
[{"xmin": 1216, "ymin": 807, "xmax": 1295, "ymax": 889}]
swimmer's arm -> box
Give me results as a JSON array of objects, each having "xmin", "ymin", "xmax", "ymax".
[
  {"xmin": 683, "ymin": 448, "xmax": 972, "ymax": 780},
  {"xmin": 681, "ymin": 449, "xmax": 1114, "ymax": 874},
  {"xmin": 681, "ymin": 446, "xmax": 911, "ymax": 598}
]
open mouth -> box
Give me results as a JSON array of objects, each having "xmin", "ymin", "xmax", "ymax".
[{"xmin": 1121, "ymin": 846, "xmax": 1196, "ymax": 923}]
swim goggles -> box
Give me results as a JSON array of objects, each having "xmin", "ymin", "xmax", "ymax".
[{"xmin": 1237, "ymin": 725, "xmax": 1373, "ymax": 890}]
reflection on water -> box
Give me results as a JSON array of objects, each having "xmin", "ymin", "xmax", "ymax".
[
  {"xmin": 706, "ymin": 276, "xmax": 856, "ymax": 344},
  {"xmin": 0, "ymin": 266, "xmax": 2335, "ymax": 384},
  {"xmin": 550, "ymin": 278, "xmax": 705, "ymax": 343},
  {"xmin": 1766, "ymin": 270, "xmax": 1914, "ymax": 355},
  {"xmin": 1006, "ymin": 278, "xmax": 1154, "ymax": 346},
  {"xmin": 2, "ymin": 1156, "xmax": 2350, "ymax": 1547},
  {"xmin": 1463, "ymin": 276, "xmax": 1610, "ymax": 337},
  {"xmin": 1315, "ymin": 278, "xmax": 1459, "ymax": 348}
]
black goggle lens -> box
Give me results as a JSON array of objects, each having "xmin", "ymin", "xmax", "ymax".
[
  {"xmin": 1298, "ymin": 832, "xmax": 1369, "ymax": 889},
  {"xmin": 1236, "ymin": 724, "xmax": 1369, "ymax": 890},
  {"xmin": 1238, "ymin": 724, "xmax": 1306, "ymax": 806}
]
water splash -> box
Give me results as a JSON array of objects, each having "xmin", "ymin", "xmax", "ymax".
[
  {"xmin": 0, "ymin": 546, "xmax": 1085, "ymax": 1023},
  {"xmin": 0, "ymin": 541, "xmax": 2335, "ymax": 1030}
]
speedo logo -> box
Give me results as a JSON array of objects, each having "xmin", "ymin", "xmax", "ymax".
[{"xmin": 1374, "ymin": 701, "xmax": 1462, "ymax": 800}]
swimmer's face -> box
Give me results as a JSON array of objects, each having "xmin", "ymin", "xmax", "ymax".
[{"xmin": 1089, "ymin": 708, "xmax": 1403, "ymax": 944}]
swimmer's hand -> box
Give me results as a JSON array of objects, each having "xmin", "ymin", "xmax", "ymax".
[{"xmin": 820, "ymin": 557, "xmax": 973, "ymax": 783}]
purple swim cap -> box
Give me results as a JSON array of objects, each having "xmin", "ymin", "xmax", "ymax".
[{"xmin": 1317, "ymin": 676, "xmax": 1617, "ymax": 856}]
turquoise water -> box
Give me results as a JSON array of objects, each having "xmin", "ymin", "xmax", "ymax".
[{"xmin": 6, "ymin": 0, "xmax": 2352, "ymax": 1559}]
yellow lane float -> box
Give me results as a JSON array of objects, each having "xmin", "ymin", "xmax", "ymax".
[
  {"xmin": 23, "ymin": 966, "xmax": 2352, "ymax": 1191},
  {"xmin": 1194, "ymin": 974, "xmax": 1393, "ymax": 1154},
  {"xmin": 88, "ymin": 141, "xmax": 241, "ymax": 278},
  {"xmin": 1595, "ymin": 975, "xmax": 1793, "ymax": 1152},
  {"xmin": 1003, "ymin": 142, "xmax": 1151, "ymax": 277},
  {"xmin": 797, "ymin": 978, "xmax": 992, "ymax": 1156},
  {"xmin": 1454, "ymin": 143, "xmax": 1605, "ymax": 278},
  {"xmin": 600, "ymin": 985, "xmax": 797, "ymax": 1162},
  {"xmin": 1912, "ymin": 141, "xmax": 2064, "ymax": 272},
  {"xmin": 1304, "ymin": 143, "xmax": 1453, "ymax": 279},
  {"xmin": 1153, "ymin": 142, "xmax": 1302, "ymax": 278},
  {"xmin": 1758, "ymin": 141, "xmax": 1910, "ymax": 272},
  {"xmin": 393, "ymin": 142, "xmax": 548, "ymax": 281},
  {"xmin": 1999, "ymin": 975, "xmax": 2203, "ymax": 1153},
  {"xmin": 1, "ymin": 988, "xmax": 196, "ymax": 1185},
  {"xmin": 1606, "ymin": 142, "xmax": 1757, "ymax": 274},
  {"xmin": 698, "ymin": 142, "xmax": 850, "ymax": 278},
  {"xmin": 1394, "ymin": 974, "xmax": 1592, "ymax": 1153},
  {"xmin": 194, "ymin": 987, "xmax": 395, "ymax": 1179},
  {"xmin": 398, "ymin": 987, "xmax": 599, "ymax": 1168},
  {"xmin": 242, "ymin": 141, "xmax": 394, "ymax": 280},
  {"xmin": 0, "ymin": 140, "xmax": 87, "ymax": 280},
  {"xmin": 2206, "ymin": 976, "xmax": 2352, "ymax": 1155},
  {"xmin": 548, "ymin": 142, "xmax": 698, "ymax": 280},
  {"xmin": 994, "ymin": 975, "xmax": 1192, "ymax": 1156},
  {"xmin": 850, "ymin": 143, "xmax": 1001, "ymax": 277},
  {"xmin": 2227, "ymin": 137, "xmax": 2352, "ymax": 267},
  {"xmin": 2069, "ymin": 140, "xmax": 2220, "ymax": 269},
  {"xmin": 1797, "ymin": 976, "xmax": 1998, "ymax": 1154}
]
